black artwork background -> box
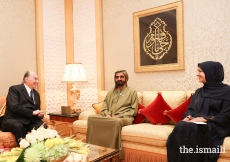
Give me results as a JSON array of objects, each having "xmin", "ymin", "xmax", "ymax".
[{"xmin": 139, "ymin": 9, "xmax": 177, "ymax": 66}]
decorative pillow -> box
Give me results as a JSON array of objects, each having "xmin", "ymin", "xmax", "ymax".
[
  {"xmin": 79, "ymin": 109, "xmax": 97, "ymax": 120},
  {"xmin": 92, "ymin": 102, "xmax": 103, "ymax": 114},
  {"xmin": 133, "ymin": 103, "xmax": 146, "ymax": 124},
  {"xmin": 0, "ymin": 96, "xmax": 6, "ymax": 118},
  {"xmin": 164, "ymin": 95, "xmax": 193, "ymax": 124},
  {"xmin": 0, "ymin": 97, "xmax": 6, "ymax": 109},
  {"xmin": 141, "ymin": 92, "xmax": 172, "ymax": 124},
  {"xmin": 0, "ymin": 104, "xmax": 6, "ymax": 117}
]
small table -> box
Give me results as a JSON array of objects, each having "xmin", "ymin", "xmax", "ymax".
[
  {"xmin": 88, "ymin": 144, "xmax": 119, "ymax": 162},
  {"xmin": 56, "ymin": 144, "xmax": 119, "ymax": 162},
  {"xmin": 48, "ymin": 112, "xmax": 79, "ymax": 123},
  {"xmin": 48, "ymin": 112, "xmax": 79, "ymax": 137}
]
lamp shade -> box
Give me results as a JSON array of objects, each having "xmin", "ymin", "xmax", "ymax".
[{"xmin": 61, "ymin": 63, "xmax": 87, "ymax": 83}]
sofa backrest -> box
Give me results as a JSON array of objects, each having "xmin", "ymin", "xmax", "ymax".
[
  {"xmin": 98, "ymin": 91, "xmax": 143, "ymax": 104},
  {"xmin": 99, "ymin": 90, "xmax": 195, "ymax": 109},
  {"xmin": 143, "ymin": 91, "xmax": 190, "ymax": 109},
  {"xmin": 98, "ymin": 91, "xmax": 108, "ymax": 102},
  {"xmin": 187, "ymin": 91, "xmax": 195, "ymax": 99}
]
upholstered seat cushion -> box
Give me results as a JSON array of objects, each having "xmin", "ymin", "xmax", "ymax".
[
  {"xmin": 73, "ymin": 119, "xmax": 175, "ymax": 147},
  {"xmin": 0, "ymin": 132, "xmax": 18, "ymax": 148},
  {"xmin": 73, "ymin": 120, "xmax": 88, "ymax": 134},
  {"xmin": 121, "ymin": 123, "xmax": 174, "ymax": 147},
  {"xmin": 73, "ymin": 120, "xmax": 88, "ymax": 141},
  {"xmin": 219, "ymin": 137, "xmax": 230, "ymax": 158}
]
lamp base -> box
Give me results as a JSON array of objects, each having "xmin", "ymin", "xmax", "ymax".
[{"xmin": 61, "ymin": 106, "xmax": 71, "ymax": 115}]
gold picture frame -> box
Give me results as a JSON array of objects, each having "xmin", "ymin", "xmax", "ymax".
[{"xmin": 133, "ymin": 1, "xmax": 184, "ymax": 72}]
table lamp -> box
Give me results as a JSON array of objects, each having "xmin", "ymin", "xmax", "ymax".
[{"xmin": 61, "ymin": 63, "xmax": 87, "ymax": 113}]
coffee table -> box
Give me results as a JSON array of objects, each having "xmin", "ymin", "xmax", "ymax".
[
  {"xmin": 54, "ymin": 144, "xmax": 119, "ymax": 162},
  {"xmin": 88, "ymin": 144, "xmax": 119, "ymax": 162}
]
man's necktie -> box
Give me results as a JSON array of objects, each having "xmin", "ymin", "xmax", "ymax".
[{"xmin": 30, "ymin": 90, "xmax": 34, "ymax": 101}]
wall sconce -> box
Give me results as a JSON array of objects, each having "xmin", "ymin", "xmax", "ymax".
[{"xmin": 61, "ymin": 63, "xmax": 87, "ymax": 113}]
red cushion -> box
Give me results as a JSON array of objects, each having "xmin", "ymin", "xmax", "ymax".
[
  {"xmin": 133, "ymin": 103, "xmax": 146, "ymax": 124},
  {"xmin": 164, "ymin": 95, "xmax": 192, "ymax": 124},
  {"xmin": 141, "ymin": 93, "xmax": 172, "ymax": 124}
]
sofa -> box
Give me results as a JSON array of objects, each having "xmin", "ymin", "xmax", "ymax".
[{"xmin": 72, "ymin": 91, "xmax": 230, "ymax": 162}]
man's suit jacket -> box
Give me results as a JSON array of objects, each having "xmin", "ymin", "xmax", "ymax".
[{"xmin": 1, "ymin": 84, "xmax": 42, "ymax": 131}]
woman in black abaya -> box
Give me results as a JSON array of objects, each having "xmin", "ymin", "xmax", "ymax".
[{"xmin": 167, "ymin": 61, "xmax": 230, "ymax": 162}]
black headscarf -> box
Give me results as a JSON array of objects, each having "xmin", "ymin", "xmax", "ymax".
[{"xmin": 198, "ymin": 61, "xmax": 230, "ymax": 101}]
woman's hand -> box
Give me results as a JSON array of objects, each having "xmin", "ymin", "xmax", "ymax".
[
  {"xmin": 182, "ymin": 115, "xmax": 193, "ymax": 122},
  {"xmin": 187, "ymin": 117, "xmax": 207, "ymax": 123}
]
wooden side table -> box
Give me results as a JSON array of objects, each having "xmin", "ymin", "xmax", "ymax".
[
  {"xmin": 48, "ymin": 112, "xmax": 79, "ymax": 122},
  {"xmin": 48, "ymin": 112, "xmax": 79, "ymax": 137}
]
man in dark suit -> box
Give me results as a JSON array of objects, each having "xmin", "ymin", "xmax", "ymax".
[{"xmin": 1, "ymin": 70, "xmax": 47, "ymax": 143}]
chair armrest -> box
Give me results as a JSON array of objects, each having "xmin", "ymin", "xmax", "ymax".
[{"xmin": 79, "ymin": 109, "xmax": 97, "ymax": 120}]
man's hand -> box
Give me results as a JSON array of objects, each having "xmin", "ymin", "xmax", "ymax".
[
  {"xmin": 32, "ymin": 110, "xmax": 40, "ymax": 116},
  {"xmin": 38, "ymin": 110, "xmax": 44, "ymax": 118},
  {"xmin": 112, "ymin": 115, "xmax": 120, "ymax": 118},
  {"xmin": 32, "ymin": 110, "xmax": 44, "ymax": 118},
  {"xmin": 106, "ymin": 115, "xmax": 111, "ymax": 118},
  {"xmin": 138, "ymin": 109, "xmax": 142, "ymax": 114}
]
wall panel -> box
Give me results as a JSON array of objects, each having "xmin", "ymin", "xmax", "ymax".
[
  {"xmin": 43, "ymin": 0, "xmax": 67, "ymax": 113},
  {"xmin": 0, "ymin": 0, "xmax": 36, "ymax": 96},
  {"xmin": 103, "ymin": 0, "xmax": 230, "ymax": 91},
  {"xmin": 73, "ymin": 0, "xmax": 98, "ymax": 110}
]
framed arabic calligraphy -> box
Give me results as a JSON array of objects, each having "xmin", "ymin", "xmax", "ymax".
[{"xmin": 133, "ymin": 1, "xmax": 184, "ymax": 72}]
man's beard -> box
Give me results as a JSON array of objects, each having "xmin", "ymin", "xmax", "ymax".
[{"xmin": 115, "ymin": 80, "xmax": 126, "ymax": 87}]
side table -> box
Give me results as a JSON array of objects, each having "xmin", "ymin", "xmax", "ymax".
[
  {"xmin": 48, "ymin": 112, "xmax": 79, "ymax": 137},
  {"xmin": 48, "ymin": 112, "xmax": 79, "ymax": 122}
]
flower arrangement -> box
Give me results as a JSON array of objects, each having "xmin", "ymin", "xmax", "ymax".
[{"xmin": 0, "ymin": 125, "xmax": 90, "ymax": 162}]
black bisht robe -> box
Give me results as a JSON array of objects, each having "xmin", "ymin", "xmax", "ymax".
[{"xmin": 167, "ymin": 61, "xmax": 230, "ymax": 162}]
